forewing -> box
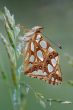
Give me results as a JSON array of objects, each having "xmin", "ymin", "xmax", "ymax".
[{"xmin": 23, "ymin": 32, "xmax": 62, "ymax": 84}]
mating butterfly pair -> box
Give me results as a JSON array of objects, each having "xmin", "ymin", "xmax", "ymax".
[{"xmin": 23, "ymin": 26, "xmax": 62, "ymax": 85}]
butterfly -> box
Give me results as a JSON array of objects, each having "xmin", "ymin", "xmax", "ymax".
[{"xmin": 23, "ymin": 26, "xmax": 62, "ymax": 85}]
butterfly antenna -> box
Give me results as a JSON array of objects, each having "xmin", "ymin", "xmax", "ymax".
[{"xmin": 43, "ymin": 34, "xmax": 62, "ymax": 49}]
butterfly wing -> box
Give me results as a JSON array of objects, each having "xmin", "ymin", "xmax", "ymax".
[{"xmin": 23, "ymin": 31, "xmax": 62, "ymax": 85}]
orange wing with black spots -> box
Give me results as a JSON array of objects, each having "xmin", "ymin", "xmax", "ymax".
[{"xmin": 23, "ymin": 26, "xmax": 62, "ymax": 85}]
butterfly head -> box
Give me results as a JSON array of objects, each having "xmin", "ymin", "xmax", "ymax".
[{"xmin": 32, "ymin": 26, "xmax": 43, "ymax": 33}]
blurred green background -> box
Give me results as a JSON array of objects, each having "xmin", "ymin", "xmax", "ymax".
[{"xmin": 0, "ymin": 0, "xmax": 73, "ymax": 110}]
